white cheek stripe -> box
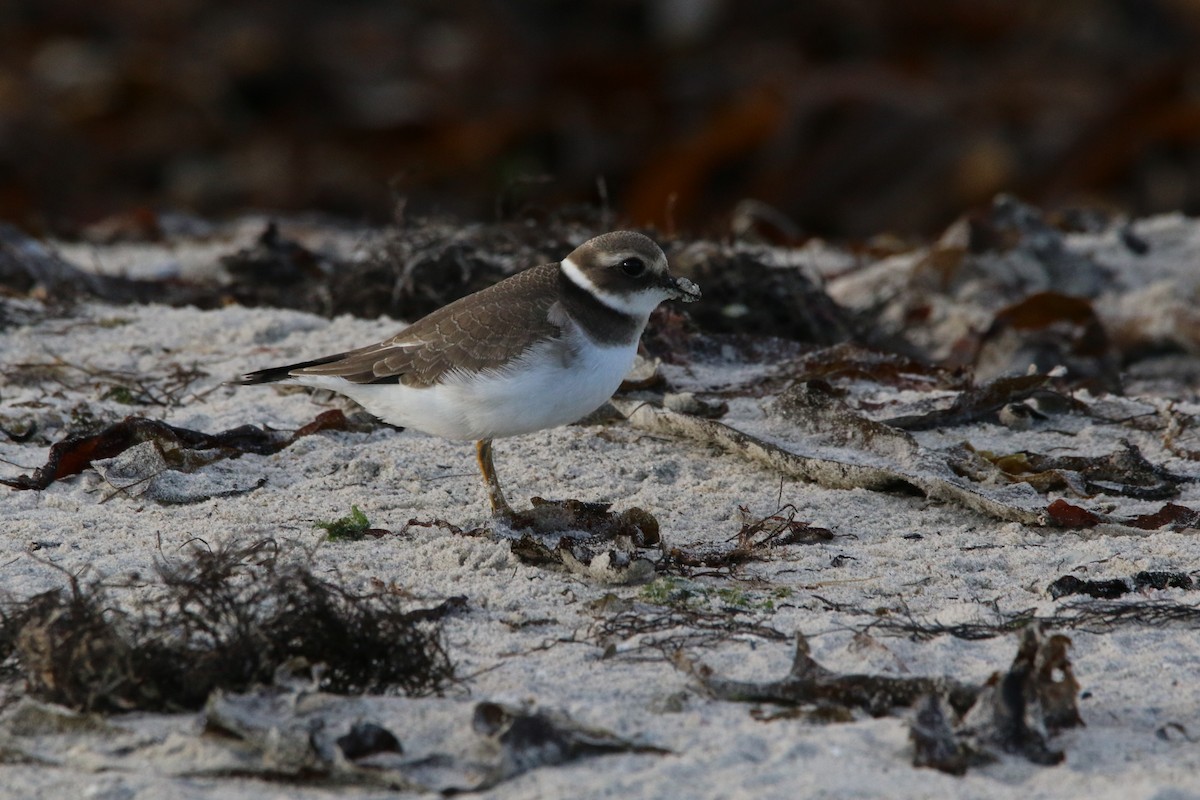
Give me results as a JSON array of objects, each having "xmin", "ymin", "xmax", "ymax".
[{"xmin": 560, "ymin": 256, "xmax": 644, "ymax": 316}]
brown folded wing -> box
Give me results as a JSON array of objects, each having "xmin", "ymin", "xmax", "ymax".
[{"xmin": 292, "ymin": 264, "xmax": 562, "ymax": 387}]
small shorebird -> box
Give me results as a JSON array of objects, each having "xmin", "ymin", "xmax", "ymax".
[{"xmin": 238, "ymin": 231, "xmax": 700, "ymax": 521}]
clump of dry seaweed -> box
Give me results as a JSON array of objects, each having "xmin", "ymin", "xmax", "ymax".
[
  {"xmin": 0, "ymin": 538, "xmax": 456, "ymax": 712},
  {"xmin": 681, "ymin": 625, "xmax": 1082, "ymax": 774}
]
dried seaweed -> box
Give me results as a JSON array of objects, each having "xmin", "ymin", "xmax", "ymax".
[
  {"xmin": 668, "ymin": 245, "xmax": 853, "ymax": 343},
  {"xmin": 506, "ymin": 498, "xmax": 661, "ymax": 584},
  {"xmin": 883, "ymin": 374, "xmax": 1054, "ymax": 431},
  {"xmin": 470, "ymin": 702, "xmax": 670, "ymax": 788},
  {"xmin": 864, "ymin": 598, "xmax": 1200, "ymax": 640},
  {"xmin": 1045, "ymin": 498, "xmax": 1200, "ymax": 531},
  {"xmin": 789, "ymin": 343, "xmax": 966, "ymax": 391},
  {"xmin": 1048, "ymin": 600, "xmax": 1200, "ymax": 633},
  {"xmin": 911, "ymin": 627, "xmax": 1082, "ymax": 773},
  {"xmin": 0, "ymin": 538, "xmax": 455, "ymax": 712},
  {"xmin": 1048, "ymin": 571, "xmax": 1195, "ymax": 600},
  {"xmin": 659, "ymin": 504, "xmax": 833, "ymax": 575},
  {"xmin": 0, "ymin": 223, "xmax": 207, "ymax": 307},
  {"xmin": 685, "ymin": 632, "xmax": 980, "ymax": 717},
  {"xmin": 1, "ymin": 410, "xmax": 362, "ymax": 491},
  {"xmin": 683, "ymin": 626, "xmax": 1080, "ymax": 773},
  {"xmin": 1127, "ymin": 502, "xmax": 1200, "ymax": 530},
  {"xmin": 589, "ymin": 595, "xmax": 788, "ymax": 661},
  {"xmin": 7, "ymin": 355, "xmax": 208, "ymax": 408},
  {"xmin": 975, "ymin": 441, "xmax": 1187, "ymax": 500},
  {"xmin": 615, "ymin": 398, "xmax": 1046, "ymax": 526},
  {"xmin": 971, "ymin": 292, "xmax": 1121, "ymax": 392},
  {"xmin": 618, "ymin": 394, "xmax": 1195, "ymax": 530},
  {"xmin": 1045, "ymin": 499, "xmax": 1102, "ymax": 529}
]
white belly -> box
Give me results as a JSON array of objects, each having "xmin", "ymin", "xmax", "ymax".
[{"xmin": 294, "ymin": 337, "xmax": 638, "ymax": 441}]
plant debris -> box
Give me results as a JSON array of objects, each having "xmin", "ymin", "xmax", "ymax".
[
  {"xmin": 0, "ymin": 538, "xmax": 454, "ymax": 712},
  {"xmin": 1045, "ymin": 499, "xmax": 1200, "ymax": 531},
  {"xmin": 613, "ymin": 397, "xmax": 1048, "ymax": 526},
  {"xmin": 669, "ymin": 245, "xmax": 853, "ymax": 343},
  {"xmin": 0, "ymin": 223, "xmax": 207, "ymax": 307},
  {"xmin": 1, "ymin": 410, "xmax": 364, "ymax": 491},
  {"xmin": 789, "ymin": 343, "xmax": 967, "ymax": 391},
  {"xmin": 838, "ymin": 598, "xmax": 1200, "ymax": 641},
  {"xmin": 469, "ymin": 701, "xmax": 670, "ymax": 789},
  {"xmin": 507, "ymin": 498, "xmax": 661, "ymax": 584},
  {"xmin": 1048, "ymin": 571, "xmax": 1195, "ymax": 600},
  {"xmin": 659, "ymin": 504, "xmax": 833, "ymax": 575},
  {"xmin": 971, "ymin": 441, "xmax": 1187, "ymax": 500},
  {"xmin": 317, "ymin": 505, "xmax": 391, "ymax": 541},
  {"xmin": 911, "ymin": 626, "xmax": 1082, "ymax": 773},
  {"xmin": 909, "ymin": 694, "xmax": 993, "ymax": 774},
  {"xmin": 589, "ymin": 591, "xmax": 788, "ymax": 661},
  {"xmin": 683, "ymin": 625, "xmax": 1081, "ymax": 774},
  {"xmin": 683, "ymin": 632, "xmax": 980, "ymax": 717},
  {"xmin": 883, "ymin": 374, "xmax": 1054, "ymax": 431},
  {"xmin": 970, "ymin": 292, "xmax": 1121, "ymax": 392}
]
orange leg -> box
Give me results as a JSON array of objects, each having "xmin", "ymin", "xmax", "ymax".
[{"xmin": 475, "ymin": 439, "xmax": 517, "ymax": 520}]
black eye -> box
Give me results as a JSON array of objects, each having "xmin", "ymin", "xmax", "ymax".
[{"xmin": 619, "ymin": 257, "xmax": 646, "ymax": 277}]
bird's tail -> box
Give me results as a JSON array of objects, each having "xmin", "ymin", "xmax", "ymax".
[{"xmin": 235, "ymin": 353, "xmax": 348, "ymax": 385}]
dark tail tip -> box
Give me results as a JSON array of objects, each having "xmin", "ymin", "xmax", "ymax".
[{"xmin": 234, "ymin": 353, "xmax": 346, "ymax": 385}]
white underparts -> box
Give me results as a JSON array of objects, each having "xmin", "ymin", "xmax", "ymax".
[{"xmin": 290, "ymin": 327, "xmax": 640, "ymax": 441}]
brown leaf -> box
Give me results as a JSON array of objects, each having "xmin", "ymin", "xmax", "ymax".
[
  {"xmin": 1127, "ymin": 502, "xmax": 1200, "ymax": 531},
  {"xmin": 2, "ymin": 411, "xmax": 357, "ymax": 491},
  {"xmin": 1046, "ymin": 499, "xmax": 1101, "ymax": 528}
]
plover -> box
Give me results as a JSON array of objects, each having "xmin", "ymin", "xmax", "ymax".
[{"xmin": 238, "ymin": 231, "xmax": 701, "ymax": 521}]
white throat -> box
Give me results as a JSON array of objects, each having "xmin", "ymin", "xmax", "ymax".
[{"xmin": 559, "ymin": 256, "xmax": 663, "ymax": 317}]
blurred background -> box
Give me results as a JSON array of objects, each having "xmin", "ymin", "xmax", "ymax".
[{"xmin": 3, "ymin": 0, "xmax": 1200, "ymax": 238}]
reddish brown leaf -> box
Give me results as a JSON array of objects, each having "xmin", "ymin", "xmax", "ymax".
[
  {"xmin": 293, "ymin": 409, "xmax": 353, "ymax": 437},
  {"xmin": 2, "ymin": 411, "xmax": 358, "ymax": 491},
  {"xmin": 1127, "ymin": 503, "xmax": 1200, "ymax": 531},
  {"xmin": 1046, "ymin": 499, "xmax": 1101, "ymax": 528}
]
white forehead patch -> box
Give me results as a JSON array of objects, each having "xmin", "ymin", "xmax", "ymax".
[{"xmin": 559, "ymin": 256, "xmax": 666, "ymax": 317}]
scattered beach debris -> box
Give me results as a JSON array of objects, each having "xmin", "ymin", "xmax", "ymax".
[
  {"xmin": 614, "ymin": 396, "xmax": 1047, "ymax": 526},
  {"xmin": 669, "ymin": 244, "xmax": 853, "ymax": 343},
  {"xmin": 1, "ymin": 409, "xmax": 365, "ymax": 492},
  {"xmin": 882, "ymin": 374, "xmax": 1056, "ymax": 431},
  {"xmin": 466, "ymin": 701, "xmax": 670, "ymax": 790},
  {"xmin": 683, "ymin": 631, "xmax": 980, "ymax": 716},
  {"xmin": 0, "ymin": 689, "xmax": 667, "ymax": 793},
  {"xmin": 0, "ymin": 538, "xmax": 454, "ymax": 712},
  {"xmin": 589, "ymin": 586, "xmax": 788, "ymax": 660},
  {"xmin": 1047, "ymin": 571, "xmax": 1195, "ymax": 600},
  {"xmin": 0, "ymin": 222, "xmax": 205, "ymax": 307},
  {"xmin": 617, "ymin": 382, "xmax": 1197, "ymax": 531},
  {"xmin": 965, "ymin": 441, "xmax": 1187, "ymax": 500},
  {"xmin": 683, "ymin": 625, "xmax": 1081, "ymax": 774},
  {"xmin": 660, "ymin": 504, "xmax": 833, "ymax": 575},
  {"xmin": 1045, "ymin": 498, "xmax": 1200, "ymax": 531},
  {"xmin": 506, "ymin": 498, "xmax": 661, "ymax": 584},
  {"xmin": 910, "ymin": 626, "xmax": 1082, "ymax": 773}
]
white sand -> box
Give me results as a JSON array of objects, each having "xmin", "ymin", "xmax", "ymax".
[{"xmin": 1, "ymin": 216, "xmax": 1199, "ymax": 798}]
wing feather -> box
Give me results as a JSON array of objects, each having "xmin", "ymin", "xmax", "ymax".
[{"xmin": 291, "ymin": 264, "xmax": 562, "ymax": 387}]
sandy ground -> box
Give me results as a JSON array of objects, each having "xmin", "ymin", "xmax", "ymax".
[{"xmin": 2, "ymin": 214, "xmax": 1200, "ymax": 798}]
